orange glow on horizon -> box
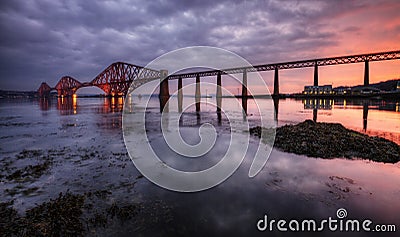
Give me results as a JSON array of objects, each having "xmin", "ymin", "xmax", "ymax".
[
  {"xmin": 258, "ymin": 59, "xmax": 400, "ymax": 94},
  {"xmin": 269, "ymin": 1, "xmax": 400, "ymax": 94}
]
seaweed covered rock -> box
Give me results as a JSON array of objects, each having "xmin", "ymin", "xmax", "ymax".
[
  {"xmin": 24, "ymin": 192, "xmax": 86, "ymax": 236},
  {"xmin": 250, "ymin": 120, "xmax": 400, "ymax": 163},
  {"xmin": 0, "ymin": 191, "xmax": 143, "ymax": 236},
  {"xmin": 0, "ymin": 192, "xmax": 86, "ymax": 237},
  {"xmin": 0, "ymin": 201, "xmax": 22, "ymax": 236}
]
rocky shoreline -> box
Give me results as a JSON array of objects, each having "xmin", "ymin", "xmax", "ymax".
[
  {"xmin": 0, "ymin": 147, "xmax": 172, "ymax": 236},
  {"xmin": 0, "ymin": 191, "xmax": 146, "ymax": 236},
  {"xmin": 250, "ymin": 120, "xmax": 400, "ymax": 163}
]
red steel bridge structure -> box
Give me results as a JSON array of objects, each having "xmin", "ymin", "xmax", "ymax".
[
  {"xmin": 38, "ymin": 50, "xmax": 400, "ymax": 97},
  {"xmin": 38, "ymin": 62, "xmax": 161, "ymax": 97}
]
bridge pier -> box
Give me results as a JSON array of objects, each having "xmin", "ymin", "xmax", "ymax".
[
  {"xmin": 242, "ymin": 70, "xmax": 248, "ymax": 115},
  {"xmin": 178, "ymin": 76, "xmax": 183, "ymax": 113},
  {"xmin": 314, "ymin": 61, "xmax": 318, "ymax": 86},
  {"xmin": 273, "ymin": 97, "xmax": 279, "ymax": 121},
  {"xmin": 216, "ymin": 72, "xmax": 222, "ymax": 110},
  {"xmin": 195, "ymin": 74, "xmax": 201, "ymax": 112},
  {"xmin": 216, "ymin": 73, "xmax": 222, "ymax": 124},
  {"xmin": 159, "ymin": 70, "xmax": 169, "ymax": 113},
  {"xmin": 364, "ymin": 60, "xmax": 369, "ymax": 86},
  {"xmin": 273, "ymin": 67, "xmax": 279, "ymax": 96}
]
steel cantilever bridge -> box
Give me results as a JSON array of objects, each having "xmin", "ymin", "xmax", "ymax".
[
  {"xmin": 38, "ymin": 50, "xmax": 400, "ymax": 97},
  {"xmin": 38, "ymin": 62, "xmax": 161, "ymax": 97}
]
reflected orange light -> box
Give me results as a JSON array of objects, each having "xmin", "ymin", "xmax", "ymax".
[{"xmin": 72, "ymin": 94, "xmax": 77, "ymax": 114}]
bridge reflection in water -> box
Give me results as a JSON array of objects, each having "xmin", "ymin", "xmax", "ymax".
[
  {"xmin": 39, "ymin": 96, "xmax": 125, "ymax": 115},
  {"xmin": 38, "ymin": 96, "xmax": 399, "ymax": 143},
  {"xmin": 300, "ymin": 98, "xmax": 400, "ymax": 133},
  {"xmin": 39, "ymin": 96, "xmax": 399, "ymax": 125},
  {"xmin": 39, "ymin": 95, "xmax": 79, "ymax": 115}
]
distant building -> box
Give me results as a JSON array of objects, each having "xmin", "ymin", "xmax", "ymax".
[
  {"xmin": 352, "ymin": 86, "xmax": 381, "ymax": 94},
  {"xmin": 333, "ymin": 87, "xmax": 352, "ymax": 95},
  {"xmin": 304, "ymin": 86, "xmax": 317, "ymax": 94},
  {"xmin": 303, "ymin": 85, "xmax": 333, "ymax": 95}
]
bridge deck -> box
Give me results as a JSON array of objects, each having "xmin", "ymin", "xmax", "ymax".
[{"xmin": 167, "ymin": 50, "xmax": 400, "ymax": 79}]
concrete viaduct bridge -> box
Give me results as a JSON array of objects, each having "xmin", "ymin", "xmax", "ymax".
[{"xmin": 39, "ymin": 50, "xmax": 400, "ymax": 105}]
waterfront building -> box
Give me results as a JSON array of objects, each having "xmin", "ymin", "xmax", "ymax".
[
  {"xmin": 351, "ymin": 86, "xmax": 381, "ymax": 94},
  {"xmin": 333, "ymin": 87, "xmax": 352, "ymax": 95},
  {"xmin": 303, "ymin": 85, "xmax": 333, "ymax": 95}
]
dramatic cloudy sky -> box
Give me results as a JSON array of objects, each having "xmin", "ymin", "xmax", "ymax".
[{"xmin": 0, "ymin": 0, "xmax": 399, "ymax": 93}]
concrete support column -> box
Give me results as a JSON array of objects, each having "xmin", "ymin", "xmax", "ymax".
[
  {"xmin": 242, "ymin": 70, "xmax": 248, "ymax": 115},
  {"xmin": 274, "ymin": 67, "xmax": 279, "ymax": 96},
  {"xmin": 216, "ymin": 72, "xmax": 222, "ymax": 124},
  {"xmin": 242, "ymin": 69, "xmax": 248, "ymax": 98},
  {"xmin": 216, "ymin": 73, "xmax": 222, "ymax": 111},
  {"xmin": 195, "ymin": 74, "xmax": 201, "ymax": 112},
  {"xmin": 159, "ymin": 69, "xmax": 169, "ymax": 113},
  {"xmin": 178, "ymin": 76, "xmax": 183, "ymax": 113},
  {"xmin": 314, "ymin": 61, "xmax": 318, "ymax": 87},
  {"xmin": 364, "ymin": 60, "xmax": 369, "ymax": 86},
  {"xmin": 273, "ymin": 97, "xmax": 279, "ymax": 121}
]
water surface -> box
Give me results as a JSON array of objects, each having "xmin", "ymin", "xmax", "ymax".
[{"xmin": 0, "ymin": 96, "xmax": 399, "ymax": 236}]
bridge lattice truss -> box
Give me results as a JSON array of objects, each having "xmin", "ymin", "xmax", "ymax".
[
  {"xmin": 38, "ymin": 62, "xmax": 160, "ymax": 97},
  {"xmin": 167, "ymin": 50, "xmax": 400, "ymax": 79}
]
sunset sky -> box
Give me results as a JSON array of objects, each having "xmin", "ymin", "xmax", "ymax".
[{"xmin": 0, "ymin": 0, "xmax": 399, "ymax": 94}]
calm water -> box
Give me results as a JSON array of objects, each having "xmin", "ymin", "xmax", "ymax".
[{"xmin": 1, "ymin": 96, "xmax": 399, "ymax": 236}]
